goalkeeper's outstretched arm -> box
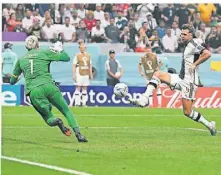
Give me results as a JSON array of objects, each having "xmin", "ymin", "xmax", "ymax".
[{"xmin": 10, "ymin": 61, "xmax": 22, "ymax": 85}]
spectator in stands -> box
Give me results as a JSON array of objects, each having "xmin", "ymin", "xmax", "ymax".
[
  {"xmin": 15, "ymin": 4, "xmax": 25, "ymax": 22},
  {"xmin": 139, "ymin": 21, "xmax": 152, "ymax": 38},
  {"xmin": 28, "ymin": 19, "xmax": 45, "ymax": 40},
  {"xmin": 206, "ymin": 24, "xmax": 221, "ymax": 53},
  {"xmin": 2, "ymin": 43, "xmax": 18, "ymax": 83},
  {"xmin": 211, "ymin": 15, "xmax": 219, "ymax": 27},
  {"xmin": 13, "ymin": 24, "xmax": 24, "ymax": 32},
  {"xmin": 115, "ymin": 11, "xmax": 128, "ymax": 30},
  {"xmin": 7, "ymin": 13, "xmax": 21, "ymax": 32},
  {"xmin": 84, "ymin": 11, "xmax": 96, "ymax": 33},
  {"xmin": 42, "ymin": 18, "xmax": 57, "ymax": 41},
  {"xmin": 55, "ymin": 5, "xmax": 62, "ymax": 24},
  {"xmin": 135, "ymin": 31, "xmax": 150, "ymax": 52},
  {"xmin": 156, "ymin": 20, "xmax": 166, "ymax": 40},
  {"xmin": 105, "ymin": 18, "xmax": 120, "ymax": 43},
  {"xmin": 103, "ymin": 4, "xmax": 112, "ymax": 13},
  {"xmin": 152, "ymin": 4, "xmax": 162, "ymax": 25},
  {"xmin": 105, "ymin": 50, "xmax": 123, "ymax": 86},
  {"xmin": 77, "ymin": 4, "xmax": 88, "ymax": 19},
  {"xmin": 149, "ymin": 30, "xmax": 162, "ymax": 53},
  {"xmin": 24, "ymin": 4, "xmax": 39, "ymax": 12},
  {"xmin": 63, "ymin": 4, "xmax": 73, "ymax": 22},
  {"xmin": 119, "ymin": 26, "xmax": 135, "ymax": 52},
  {"xmin": 22, "ymin": 10, "xmax": 34, "ymax": 33},
  {"xmin": 161, "ymin": 4, "xmax": 176, "ymax": 27},
  {"xmin": 109, "ymin": 4, "xmax": 117, "ymax": 19},
  {"xmin": 91, "ymin": 19, "xmax": 110, "ymax": 43},
  {"xmin": 175, "ymin": 4, "xmax": 191, "ymax": 29},
  {"xmin": 33, "ymin": 9, "xmax": 43, "ymax": 24},
  {"xmin": 127, "ymin": 19, "xmax": 138, "ymax": 51},
  {"xmin": 136, "ymin": 3, "xmax": 155, "ymax": 22},
  {"xmin": 146, "ymin": 12, "xmax": 158, "ymax": 31},
  {"xmin": 86, "ymin": 4, "xmax": 96, "ymax": 11},
  {"xmin": 199, "ymin": 23, "xmax": 210, "ymax": 41},
  {"xmin": 61, "ymin": 16, "xmax": 76, "ymax": 42},
  {"xmin": 197, "ymin": 3, "xmax": 216, "ymax": 25},
  {"xmin": 102, "ymin": 12, "xmax": 110, "ymax": 28},
  {"xmin": 76, "ymin": 20, "xmax": 89, "ymax": 43},
  {"xmin": 186, "ymin": 4, "xmax": 197, "ymax": 22},
  {"xmin": 94, "ymin": 4, "xmax": 105, "ymax": 21},
  {"xmin": 193, "ymin": 13, "xmax": 202, "ymax": 30},
  {"xmin": 127, "ymin": 5, "xmax": 135, "ymax": 20},
  {"xmin": 171, "ymin": 21, "xmax": 181, "ymax": 39},
  {"xmin": 133, "ymin": 13, "xmax": 142, "ymax": 31},
  {"xmin": 116, "ymin": 4, "xmax": 130, "ymax": 17},
  {"xmin": 41, "ymin": 10, "xmax": 54, "ymax": 27},
  {"xmin": 162, "ymin": 28, "xmax": 178, "ymax": 52},
  {"xmin": 3, "ymin": 4, "xmax": 15, "ymax": 20},
  {"xmin": 71, "ymin": 10, "xmax": 81, "ymax": 28}
]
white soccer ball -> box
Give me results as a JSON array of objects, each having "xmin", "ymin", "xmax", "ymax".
[
  {"xmin": 115, "ymin": 72, "xmax": 121, "ymax": 77},
  {"xmin": 114, "ymin": 83, "xmax": 128, "ymax": 98}
]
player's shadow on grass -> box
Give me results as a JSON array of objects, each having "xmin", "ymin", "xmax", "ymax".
[{"xmin": 3, "ymin": 137, "xmax": 84, "ymax": 152}]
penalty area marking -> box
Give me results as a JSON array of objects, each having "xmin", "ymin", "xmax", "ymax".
[{"xmin": 1, "ymin": 156, "xmax": 93, "ymax": 175}]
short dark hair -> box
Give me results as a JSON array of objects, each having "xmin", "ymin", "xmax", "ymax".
[
  {"xmin": 182, "ymin": 24, "xmax": 195, "ymax": 33},
  {"xmin": 65, "ymin": 16, "xmax": 70, "ymax": 20},
  {"xmin": 142, "ymin": 22, "xmax": 147, "ymax": 26}
]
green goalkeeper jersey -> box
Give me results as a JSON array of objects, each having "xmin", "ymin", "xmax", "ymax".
[{"xmin": 10, "ymin": 49, "xmax": 70, "ymax": 94}]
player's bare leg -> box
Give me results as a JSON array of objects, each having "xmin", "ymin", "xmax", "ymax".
[
  {"xmin": 82, "ymin": 86, "xmax": 88, "ymax": 107},
  {"xmin": 129, "ymin": 71, "xmax": 170, "ymax": 107},
  {"xmin": 74, "ymin": 86, "xmax": 81, "ymax": 107},
  {"xmin": 182, "ymin": 98, "xmax": 216, "ymax": 136}
]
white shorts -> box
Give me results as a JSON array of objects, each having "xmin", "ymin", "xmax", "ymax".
[
  {"xmin": 169, "ymin": 74, "xmax": 198, "ymax": 101},
  {"xmin": 76, "ymin": 74, "xmax": 90, "ymax": 86}
]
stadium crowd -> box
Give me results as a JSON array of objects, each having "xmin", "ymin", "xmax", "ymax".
[{"xmin": 2, "ymin": 3, "xmax": 221, "ymax": 53}]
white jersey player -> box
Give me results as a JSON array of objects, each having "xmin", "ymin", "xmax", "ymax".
[
  {"xmin": 131, "ymin": 24, "xmax": 216, "ymax": 136},
  {"xmin": 72, "ymin": 43, "xmax": 93, "ymax": 107}
]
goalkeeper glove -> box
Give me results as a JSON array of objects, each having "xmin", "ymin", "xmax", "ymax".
[{"xmin": 49, "ymin": 41, "xmax": 63, "ymax": 53}]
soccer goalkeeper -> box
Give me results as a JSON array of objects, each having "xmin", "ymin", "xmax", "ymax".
[{"xmin": 10, "ymin": 35, "xmax": 87, "ymax": 142}]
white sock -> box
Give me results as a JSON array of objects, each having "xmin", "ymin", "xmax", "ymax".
[
  {"xmin": 149, "ymin": 95, "xmax": 153, "ymax": 106},
  {"xmin": 143, "ymin": 76, "xmax": 161, "ymax": 99},
  {"xmin": 82, "ymin": 90, "xmax": 88, "ymax": 106},
  {"xmin": 189, "ymin": 110, "xmax": 210, "ymax": 128},
  {"xmin": 156, "ymin": 88, "xmax": 162, "ymax": 107},
  {"xmin": 74, "ymin": 90, "xmax": 81, "ymax": 106}
]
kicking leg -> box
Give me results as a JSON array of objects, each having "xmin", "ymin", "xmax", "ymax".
[
  {"xmin": 182, "ymin": 98, "xmax": 216, "ymax": 136},
  {"xmin": 130, "ymin": 71, "xmax": 171, "ymax": 107}
]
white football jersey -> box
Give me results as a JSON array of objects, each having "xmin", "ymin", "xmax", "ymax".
[{"xmin": 179, "ymin": 38, "xmax": 205, "ymax": 86}]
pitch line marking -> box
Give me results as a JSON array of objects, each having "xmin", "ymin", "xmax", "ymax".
[
  {"xmin": 2, "ymin": 126, "xmax": 220, "ymax": 133},
  {"xmin": 185, "ymin": 128, "xmax": 221, "ymax": 133},
  {"xmin": 1, "ymin": 156, "xmax": 93, "ymax": 175},
  {"xmin": 3, "ymin": 114, "xmax": 221, "ymax": 117}
]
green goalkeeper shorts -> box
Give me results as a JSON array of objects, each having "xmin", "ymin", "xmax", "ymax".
[{"xmin": 29, "ymin": 83, "xmax": 64, "ymax": 120}]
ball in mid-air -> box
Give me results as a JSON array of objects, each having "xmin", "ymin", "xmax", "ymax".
[{"xmin": 113, "ymin": 83, "xmax": 128, "ymax": 98}]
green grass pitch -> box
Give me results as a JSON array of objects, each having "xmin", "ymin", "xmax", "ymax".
[{"xmin": 2, "ymin": 106, "xmax": 221, "ymax": 175}]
